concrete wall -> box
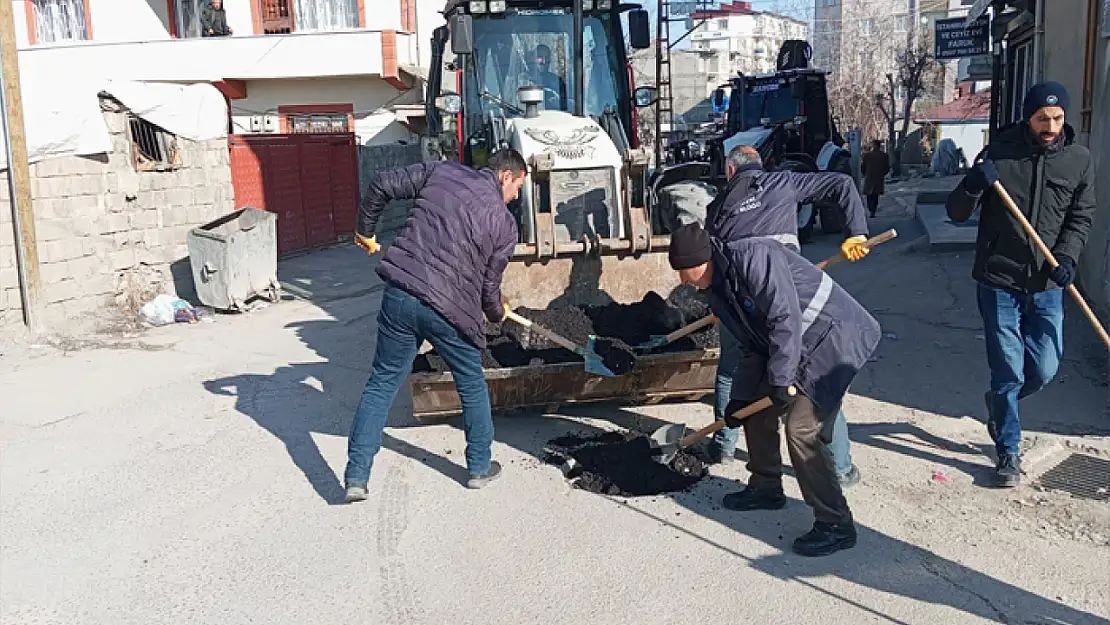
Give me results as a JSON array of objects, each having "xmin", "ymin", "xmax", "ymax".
[
  {"xmin": 1040, "ymin": 0, "xmax": 1091, "ymax": 143},
  {"xmin": 0, "ymin": 98, "xmax": 234, "ymax": 328},
  {"xmin": 939, "ymin": 122, "xmax": 987, "ymax": 163},
  {"xmin": 1078, "ymin": 23, "xmax": 1110, "ymax": 318},
  {"xmin": 231, "ymin": 76, "xmax": 419, "ymax": 145}
]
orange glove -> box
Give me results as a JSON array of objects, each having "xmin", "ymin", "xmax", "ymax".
[
  {"xmin": 841, "ymin": 235, "xmax": 870, "ymax": 262},
  {"xmin": 355, "ymin": 233, "xmax": 380, "ymax": 255}
]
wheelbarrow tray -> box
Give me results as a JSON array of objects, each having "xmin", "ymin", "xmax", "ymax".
[{"xmin": 408, "ymin": 348, "xmax": 720, "ymax": 421}]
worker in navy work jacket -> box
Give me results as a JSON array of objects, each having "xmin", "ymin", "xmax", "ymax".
[
  {"xmin": 342, "ymin": 149, "xmax": 527, "ymax": 503},
  {"xmin": 668, "ymin": 222, "xmax": 882, "ymax": 556},
  {"xmin": 946, "ymin": 82, "xmax": 1095, "ymax": 488},
  {"xmin": 704, "ymin": 144, "xmax": 871, "ymax": 489}
]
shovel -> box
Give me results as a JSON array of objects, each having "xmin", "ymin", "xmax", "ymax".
[
  {"xmin": 636, "ymin": 229, "xmax": 899, "ymax": 351},
  {"xmin": 649, "ymin": 395, "xmax": 778, "ymax": 465},
  {"xmin": 502, "ymin": 310, "xmax": 626, "ymax": 376},
  {"xmin": 991, "ymin": 181, "xmax": 1110, "ymax": 351}
]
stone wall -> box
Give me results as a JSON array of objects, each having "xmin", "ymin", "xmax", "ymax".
[{"xmin": 0, "ymin": 97, "xmax": 234, "ymax": 329}]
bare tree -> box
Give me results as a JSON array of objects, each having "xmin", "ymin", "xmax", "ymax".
[{"xmin": 875, "ymin": 39, "xmax": 942, "ymax": 175}]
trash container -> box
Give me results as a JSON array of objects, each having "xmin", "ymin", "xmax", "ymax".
[{"xmin": 187, "ymin": 207, "xmax": 280, "ymax": 311}]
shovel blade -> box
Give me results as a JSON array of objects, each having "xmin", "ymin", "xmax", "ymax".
[
  {"xmin": 583, "ymin": 336, "xmax": 617, "ymax": 377},
  {"xmin": 635, "ymin": 335, "xmax": 668, "ymax": 351},
  {"xmin": 648, "ymin": 423, "xmax": 686, "ymax": 465}
]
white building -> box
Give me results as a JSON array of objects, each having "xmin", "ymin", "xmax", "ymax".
[
  {"xmin": 15, "ymin": 0, "xmax": 442, "ymax": 150},
  {"xmin": 688, "ymin": 1, "xmax": 808, "ymax": 77}
]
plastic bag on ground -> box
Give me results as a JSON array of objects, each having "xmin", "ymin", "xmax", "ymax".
[{"xmin": 140, "ymin": 294, "xmax": 196, "ymax": 326}]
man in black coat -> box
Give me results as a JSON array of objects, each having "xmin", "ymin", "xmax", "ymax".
[
  {"xmin": 668, "ymin": 223, "xmax": 882, "ymax": 556},
  {"xmin": 947, "ymin": 82, "xmax": 1095, "ymax": 487}
]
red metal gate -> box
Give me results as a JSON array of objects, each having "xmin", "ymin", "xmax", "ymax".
[{"xmin": 229, "ymin": 133, "xmax": 359, "ymax": 256}]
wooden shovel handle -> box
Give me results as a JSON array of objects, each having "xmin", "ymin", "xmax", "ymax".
[
  {"xmin": 503, "ymin": 310, "xmax": 585, "ymax": 355},
  {"xmin": 991, "ymin": 181, "xmax": 1110, "ymax": 351},
  {"xmin": 667, "ymin": 229, "xmax": 899, "ymax": 346},
  {"xmin": 817, "ymin": 228, "xmax": 898, "ymax": 270},
  {"xmin": 663, "ymin": 314, "xmax": 718, "ymax": 344},
  {"xmin": 678, "ymin": 396, "xmax": 776, "ymax": 448}
]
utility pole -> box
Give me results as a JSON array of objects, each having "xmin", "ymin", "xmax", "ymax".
[{"xmin": 0, "ymin": 0, "xmax": 41, "ymax": 330}]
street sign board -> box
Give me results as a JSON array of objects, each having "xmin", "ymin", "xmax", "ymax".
[
  {"xmin": 964, "ymin": 0, "xmax": 990, "ymax": 26},
  {"xmin": 935, "ymin": 15, "xmax": 990, "ymax": 60}
]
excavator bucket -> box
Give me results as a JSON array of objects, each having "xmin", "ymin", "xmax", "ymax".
[{"xmin": 405, "ymin": 164, "xmax": 722, "ymax": 421}]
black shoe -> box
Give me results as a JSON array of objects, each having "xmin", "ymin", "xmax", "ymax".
[
  {"xmin": 994, "ymin": 453, "xmax": 1020, "ymax": 488},
  {"xmin": 467, "ymin": 461, "xmax": 503, "ymax": 489},
  {"xmin": 792, "ymin": 521, "xmax": 857, "ymax": 557},
  {"xmin": 722, "ymin": 487, "xmax": 786, "ymax": 511},
  {"xmin": 838, "ymin": 465, "xmax": 862, "ymax": 488}
]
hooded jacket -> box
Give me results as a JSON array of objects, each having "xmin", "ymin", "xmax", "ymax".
[
  {"xmin": 706, "ymin": 166, "xmax": 869, "ymax": 250},
  {"xmin": 357, "ymin": 161, "xmax": 518, "ymax": 349},
  {"xmin": 947, "ymin": 122, "xmax": 1095, "ymax": 293},
  {"xmin": 708, "ymin": 236, "xmax": 882, "ymax": 409}
]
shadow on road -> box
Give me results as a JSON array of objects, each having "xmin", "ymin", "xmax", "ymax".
[{"xmin": 201, "ymin": 236, "xmax": 1107, "ymax": 623}]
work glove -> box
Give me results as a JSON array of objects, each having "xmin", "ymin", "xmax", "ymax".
[
  {"xmin": 769, "ymin": 385, "xmax": 798, "ymax": 408},
  {"xmin": 499, "ymin": 296, "xmax": 512, "ymax": 322},
  {"xmin": 841, "ymin": 235, "xmax": 870, "ymax": 263},
  {"xmin": 354, "ymin": 233, "xmax": 380, "ymax": 255},
  {"xmin": 963, "ymin": 159, "xmax": 998, "ymax": 195},
  {"xmin": 1049, "ymin": 255, "xmax": 1076, "ymax": 288}
]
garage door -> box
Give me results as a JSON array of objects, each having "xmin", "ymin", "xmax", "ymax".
[{"xmin": 229, "ymin": 133, "xmax": 359, "ymax": 255}]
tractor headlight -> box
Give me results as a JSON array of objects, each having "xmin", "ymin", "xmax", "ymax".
[
  {"xmin": 468, "ymin": 0, "xmax": 487, "ymax": 13},
  {"xmin": 582, "ymin": 0, "xmax": 594, "ymax": 10},
  {"xmin": 597, "ymin": 0, "xmax": 612, "ymax": 8},
  {"xmin": 489, "ymin": 0, "xmax": 506, "ymax": 12}
]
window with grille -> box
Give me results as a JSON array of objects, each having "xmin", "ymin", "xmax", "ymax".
[
  {"xmin": 288, "ymin": 114, "xmax": 350, "ymax": 133},
  {"xmin": 31, "ymin": 0, "xmax": 88, "ymax": 44},
  {"xmin": 128, "ymin": 116, "xmax": 181, "ymax": 172},
  {"xmin": 261, "ymin": 0, "xmax": 360, "ymax": 33},
  {"xmin": 860, "ymin": 19, "xmax": 874, "ymax": 36}
]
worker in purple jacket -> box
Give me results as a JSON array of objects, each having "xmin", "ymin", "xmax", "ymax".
[
  {"xmin": 668, "ymin": 222, "xmax": 882, "ymax": 556},
  {"xmin": 343, "ymin": 149, "xmax": 526, "ymax": 503}
]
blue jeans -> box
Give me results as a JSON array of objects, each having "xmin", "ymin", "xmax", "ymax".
[
  {"xmin": 977, "ymin": 283, "xmax": 1064, "ymax": 456},
  {"xmin": 345, "ymin": 285, "xmax": 494, "ymax": 485},
  {"xmin": 713, "ymin": 324, "xmax": 854, "ymax": 476}
]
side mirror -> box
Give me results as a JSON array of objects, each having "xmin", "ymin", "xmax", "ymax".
[
  {"xmin": 450, "ymin": 14, "xmax": 474, "ymax": 54},
  {"xmin": 633, "ymin": 86, "xmax": 657, "ymax": 107},
  {"xmin": 712, "ymin": 88, "xmax": 726, "ymax": 108},
  {"xmin": 628, "ymin": 9, "xmax": 650, "ymax": 49}
]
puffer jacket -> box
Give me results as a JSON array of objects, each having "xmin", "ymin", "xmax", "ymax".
[
  {"xmin": 357, "ymin": 161, "xmax": 518, "ymax": 348},
  {"xmin": 708, "ymin": 236, "xmax": 882, "ymax": 410},
  {"xmin": 947, "ymin": 122, "xmax": 1095, "ymax": 293},
  {"xmin": 706, "ymin": 165, "xmax": 869, "ymax": 250}
]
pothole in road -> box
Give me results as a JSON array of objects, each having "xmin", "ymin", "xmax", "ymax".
[{"xmin": 543, "ymin": 431, "xmax": 708, "ymax": 497}]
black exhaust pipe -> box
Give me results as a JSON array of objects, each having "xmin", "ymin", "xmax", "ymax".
[{"xmin": 573, "ymin": 0, "xmax": 584, "ymax": 116}]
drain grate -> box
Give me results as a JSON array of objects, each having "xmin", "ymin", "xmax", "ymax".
[{"xmin": 1037, "ymin": 454, "xmax": 1110, "ymax": 501}]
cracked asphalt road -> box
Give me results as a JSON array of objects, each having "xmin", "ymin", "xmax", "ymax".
[{"xmin": 1, "ymin": 188, "xmax": 1108, "ymax": 625}]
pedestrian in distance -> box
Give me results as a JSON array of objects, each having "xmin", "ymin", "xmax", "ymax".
[
  {"xmin": 705, "ymin": 144, "xmax": 869, "ymax": 488},
  {"xmin": 667, "ymin": 222, "xmax": 882, "ymax": 556},
  {"xmin": 946, "ymin": 81, "xmax": 1095, "ymax": 488},
  {"xmin": 861, "ymin": 139, "xmax": 890, "ymax": 218},
  {"xmin": 343, "ymin": 148, "xmax": 527, "ymax": 503}
]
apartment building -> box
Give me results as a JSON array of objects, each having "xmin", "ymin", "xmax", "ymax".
[
  {"xmin": 16, "ymin": 0, "xmax": 433, "ymax": 144},
  {"xmin": 688, "ymin": 1, "xmax": 808, "ymax": 77}
]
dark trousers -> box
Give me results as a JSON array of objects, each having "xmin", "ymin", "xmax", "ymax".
[
  {"xmin": 744, "ymin": 395, "xmax": 853, "ymax": 525},
  {"xmin": 866, "ymin": 194, "xmax": 880, "ymax": 215}
]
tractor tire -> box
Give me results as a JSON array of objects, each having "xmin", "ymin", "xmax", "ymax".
[
  {"xmin": 818, "ymin": 202, "xmax": 846, "ymax": 235},
  {"xmin": 799, "ymin": 203, "xmax": 817, "ymax": 244}
]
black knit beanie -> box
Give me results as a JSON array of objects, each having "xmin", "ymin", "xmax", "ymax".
[
  {"xmin": 1023, "ymin": 81, "xmax": 1069, "ymax": 121},
  {"xmin": 669, "ymin": 223, "xmax": 712, "ymax": 270}
]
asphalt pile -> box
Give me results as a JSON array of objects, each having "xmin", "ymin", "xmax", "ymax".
[
  {"xmin": 544, "ymin": 430, "xmax": 708, "ymax": 496},
  {"xmin": 412, "ymin": 289, "xmax": 718, "ymax": 373}
]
